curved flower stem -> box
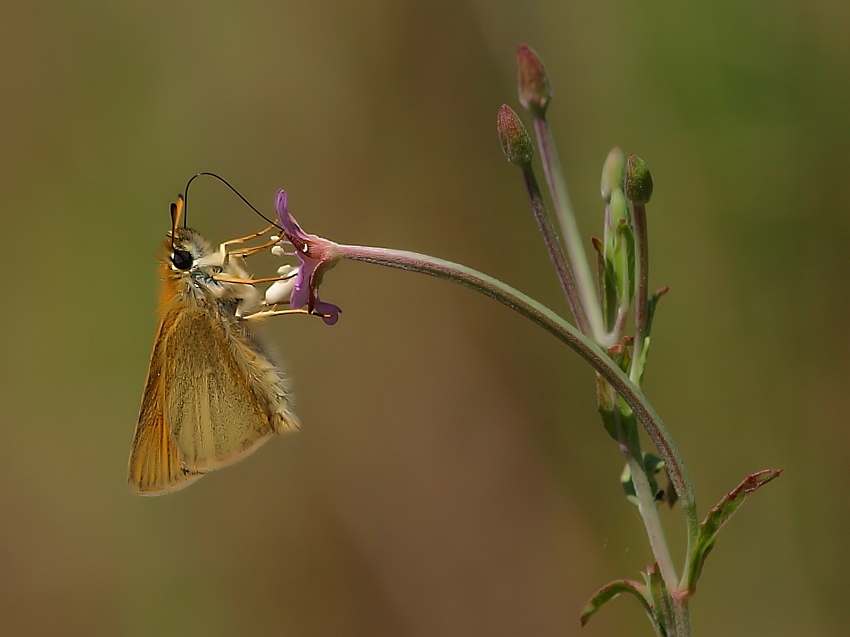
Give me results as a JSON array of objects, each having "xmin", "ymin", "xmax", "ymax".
[
  {"xmin": 631, "ymin": 203, "xmax": 649, "ymax": 385},
  {"xmin": 521, "ymin": 164, "xmax": 592, "ymax": 338},
  {"xmin": 532, "ymin": 118, "xmax": 606, "ymax": 343},
  {"xmin": 335, "ymin": 242, "xmax": 699, "ymax": 551}
]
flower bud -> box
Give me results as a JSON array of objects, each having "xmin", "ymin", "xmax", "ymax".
[
  {"xmin": 497, "ymin": 104, "xmax": 534, "ymax": 167},
  {"xmin": 609, "ymin": 188, "xmax": 628, "ymax": 231},
  {"xmin": 625, "ymin": 155, "xmax": 653, "ymax": 205},
  {"xmin": 517, "ymin": 45, "xmax": 551, "ymax": 117},
  {"xmin": 600, "ymin": 147, "xmax": 625, "ymax": 202}
]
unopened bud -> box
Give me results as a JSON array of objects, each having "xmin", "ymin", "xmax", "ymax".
[
  {"xmin": 517, "ymin": 45, "xmax": 551, "ymax": 117},
  {"xmin": 497, "ymin": 104, "xmax": 534, "ymax": 166},
  {"xmin": 609, "ymin": 188, "xmax": 628, "ymax": 229},
  {"xmin": 625, "ymin": 155, "xmax": 653, "ymax": 205},
  {"xmin": 601, "ymin": 147, "xmax": 625, "ymax": 202}
]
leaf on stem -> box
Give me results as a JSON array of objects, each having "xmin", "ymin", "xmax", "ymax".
[
  {"xmin": 662, "ymin": 470, "xmax": 679, "ymax": 509},
  {"xmin": 615, "ymin": 217, "xmax": 636, "ymax": 306},
  {"xmin": 621, "ymin": 453, "xmax": 665, "ymax": 506},
  {"xmin": 645, "ymin": 286, "xmax": 670, "ymax": 340},
  {"xmin": 579, "ymin": 579, "xmax": 654, "ymax": 628},
  {"xmin": 597, "ymin": 340, "xmax": 640, "ymax": 451},
  {"xmin": 597, "ymin": 376, "xmax": 629, "ymax": 442},
  {"xmin": 631, "ymin": 286, "xmax": 670, "ymax": 385},
  {"xmin": 594, "ymin": 241, "xmax": 620, "ymax": 330},
  {"xmin": 685, "ymin": 468, "xmax": 783, "ymax": 593},
  {"xmin": 591, "ymin": 237, "xmax": 610, "ymax": 320},
  {"xmin": 647, "ymin": 563, "xmax": 673, "ymax": 636}
]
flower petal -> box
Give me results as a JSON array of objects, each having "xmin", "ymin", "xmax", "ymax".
[
  {"xmin": 275, "ymin": 189, "xmax": 308, "ymax": 244},
  {"xmin": 313, "ymin": 299, "xmax": 342, "ymax": 325},
  {"xmin": 273, "ymin": 188, "xmax": 342, "ymax": 325},
  {"xmin": 292, "ymin": 254, "xmax": 321, "ymax": 310}
]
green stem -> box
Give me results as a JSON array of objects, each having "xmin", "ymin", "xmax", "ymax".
[
  {"xmin": 609, "ymin": 404, "xmax": 683, "ymax": 633},
  {"xmin": 631, "ymin": 203, "xmax": 649, "ymax": 385},
  {"xmin": 335, "ymin": 242, "xmax": 697, "ymax": 543},
  {"xmin": 673, "ymin": 595, "xmax": 692, "ymax": 637},
  {"xmin": 627, "ymin": 455, "xmax": 678, "ymax": 590},
  {"xmin": 532, "ymin": 117, "xmax": 606, "ymax": 344},
  {"xmin": 520, "ymin": 164, "xmax": 591, "ymax": 337},
  {"xmin": 632, "ymin": 459, "xmax": 692, "ymax": 636}
]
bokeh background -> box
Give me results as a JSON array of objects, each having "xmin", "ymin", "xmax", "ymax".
[{"xmin": 1, "ymin": 1, "xmax": 847, "ymax": 635}]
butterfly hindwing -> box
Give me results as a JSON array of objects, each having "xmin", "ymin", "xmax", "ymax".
[{"xmin": 164, "ymin": 308, "xmax": 277, "ymax": 472}]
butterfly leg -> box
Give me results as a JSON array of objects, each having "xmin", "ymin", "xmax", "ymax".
[
  {"xmin": 217, "ymin": 225, "xmax": 283, "ymax": 263},
  {"xmin": 213, "ymin": 271, "xmax": 297, "ymax": 286},
  {"xmin": 229, "ymin": 238, "xmax": 283, "ymax": 259},
  {"xmin": 242, "ymin": 308, "xmax": 310, "ymax": 321},
  {"xmin": 221, "ymin": 224, "xmax": 276, "ymax": 247}
]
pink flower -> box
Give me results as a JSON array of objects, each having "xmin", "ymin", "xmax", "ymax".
[{"xmin": 275, "ymin": 190, "xmax": 341, "ymax": 325}]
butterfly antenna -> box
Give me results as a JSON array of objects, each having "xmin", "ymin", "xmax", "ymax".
[
  {"xmin": 169, "ymin": 196, "xmax": 184, "ymax": 251},
  {"xmin": 182, "ymin": 172, "xmax": 282, "ymax": 230}
]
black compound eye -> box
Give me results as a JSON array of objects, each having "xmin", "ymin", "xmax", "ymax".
[{"xmin": 171, "ymin": 249, "xmax": 193, "ymax": 270}]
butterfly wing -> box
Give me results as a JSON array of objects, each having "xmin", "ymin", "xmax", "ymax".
[
  {"xmin": 130, "ymin": 281, "xmax": 299, "ymax": 494},
  {"xmin": 128, "ymin": 310, "xmax": 203, "ymax": 495},
  {"xmin": 163, "ymin": 308, "xmax": 282, "ymax": 472}
]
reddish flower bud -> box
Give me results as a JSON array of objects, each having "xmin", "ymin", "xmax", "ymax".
[
  {"xmin": 497, "ymin": 104, "xmax": 534, "ymax": 167},
  {"xmin": 517, "ymin": 45, "xmax": 551, "ymax": 117}
]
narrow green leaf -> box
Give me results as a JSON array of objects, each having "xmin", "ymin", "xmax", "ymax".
[
  {"xmin": 647, "ymin": 563, "xmax": 673, "ymax": 636},
  {"xmin": 663, "ymin": 470, "xmax": 679, "ymax": 508},
  {"xmin": 643, "ymin": 453, "xmax": 664, "ymax": 477},
  {"xmin": 620, "ymin": 463, "xmax": 638, "ymax": 505},
  {"xmin": 596, "ymin": 340, "xmax": 640, "ymax": 451},
  {"xmin": 602, "ymin": 254, "xmax": 619, "ymax": 328},
  {"xmin": 645, "ymin": 286, "xmax": 669, "ymax": 340},
  {"xmin": 579, "ymin": 579, "xmax": 654, "ymax": 628},
  {"xmin": 626, "ymin": 224, "xmax": 636, "ymax": 303},
  {"xmin": 615, "ymin": 217, "xmax": 636, "ymax": 305},
  {"xmin": 621, "ymin": 452, "xmax": 665, "ymax": 506},
  {"xmin": 598, "ymin": 398, "xmax": 639, "ymax": 453},
  {"xmin": 686, "ymin": 468, "xmax": 783, "ymax": 591}
]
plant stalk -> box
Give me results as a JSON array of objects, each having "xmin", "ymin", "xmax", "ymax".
[
  {"xmin": 532, "ymin": 117, "xmax": 606, "ymax": 344},
  {"xmin": 335, "ymin": 243, "xmax": 697, "ymax": 537},
  {"xmin": 520, "ymin": 164, "xmax": 591, "ymax": 337},
  {"xmin": 631, "ymin": 202, "xmax": 649, "ymax": 384},
  {"xmin": 337, "ymin": 242, "xmax": 694, "ymax": 635},
  {"xmin": 628, "ymin": 455, "xmax": 678, "ymax": 590}
]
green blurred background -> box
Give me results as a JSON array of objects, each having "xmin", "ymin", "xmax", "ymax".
[{"xmin": 1, "ymin": 1, "xmax": 846, "ymax": 635}]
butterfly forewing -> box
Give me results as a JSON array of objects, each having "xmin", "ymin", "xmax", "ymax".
[{"xmin": 129, "ymin": 311, "xmax": 203, "ymax": 495}]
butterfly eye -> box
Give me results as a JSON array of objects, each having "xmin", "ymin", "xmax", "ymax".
[{"xmin": 171, "ymin": 249, "xmax": 193, "ymax": 270}]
